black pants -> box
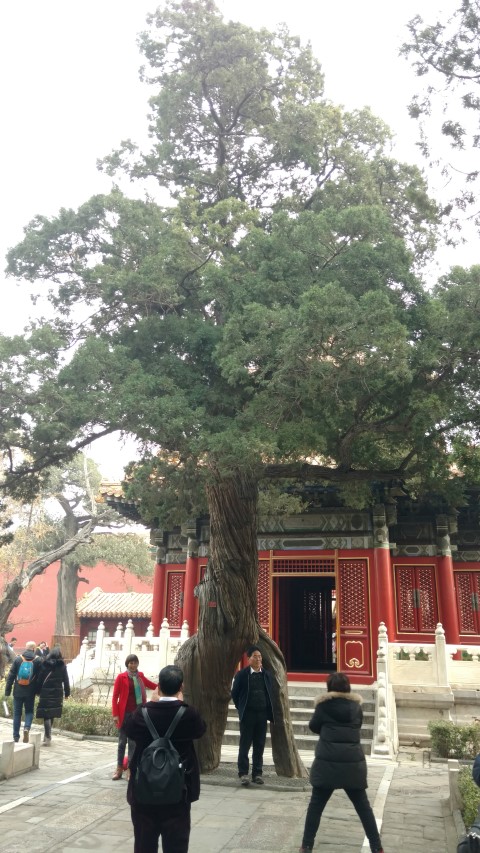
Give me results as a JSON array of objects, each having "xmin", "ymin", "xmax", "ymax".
[
  {"xmin": 130, "ymin": 801, "xmax": 191, "ymax": 853},
  {"xmin": 117, "ymin": 712, "xmax": 135, "ymax": 765},
  {"xmin": 302, "ymin": 786, "xmax": 382, "ymax": 852},
  {"xmin": 237, "ymin": 710, "xmax": 267, "ymax": 777}
]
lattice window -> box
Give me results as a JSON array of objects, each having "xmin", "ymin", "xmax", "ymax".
[
  {"xmin": 456, "ymin": 571, "xmax": 480, "ymax": 634},
  {"xmin": 338, "ymin": 560, "xmax": 367, "ymax": 627},
  {"xmin": 417, "ymin": 567, "xmax": 437, "ymax": 631},
  {"xmin": 166, "ymin": 572, "xmax": 185, "ymax": 628},
  {"xmin": 272, "ymin": 557, "xmax": 335, "ymax": 574},
  {"xmin": 396, "ymin": 566, "xmax": 415, "ymax": 631},
  {"xmin": 395, "ymin": 564, "xmax": 437, "ymax": 633},
  {"xmin": 257, "ymin": 560, "xmax": 270, "ymax": 631}
]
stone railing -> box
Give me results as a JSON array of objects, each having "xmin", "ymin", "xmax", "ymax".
[
  {"xmin": 67, "ymin": 618, "xmax": 190, "ymax": 689},
  {"xmin": 372, "ymin": 622, "xmax": 398, "ymax": 758},
  {"xmin": 388, "ymin": 623, "xmax": 480, "ymax": 688}
]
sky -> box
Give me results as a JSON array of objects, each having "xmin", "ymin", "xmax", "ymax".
[{"xmin": 0, "ymin": 0, "xmax": 467, "ymax": 479}]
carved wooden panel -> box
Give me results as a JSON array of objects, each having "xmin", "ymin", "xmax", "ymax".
[{"xmin": 166, "ymin": 571, "xmax": 185, "ymax": 628}]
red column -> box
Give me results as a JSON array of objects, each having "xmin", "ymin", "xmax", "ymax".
[
  {"xmin": 182, "ymin": 538, "xmax": 198, "ymax": 634},
  {"xmin": 151, "ymin": 560, "xmax": 166, "ymax": 635},
  {"xmin": 372, "ymin": 505, "xmax": 396, "ymax": 639},
  {"xmin": 436, "ymin": 515, "xmax": 460, "ymax": 645}
]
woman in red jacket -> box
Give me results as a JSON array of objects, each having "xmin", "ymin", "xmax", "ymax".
[{"xmin": 111, "ymin": 654, "xmax": 157, "ymax": 780}]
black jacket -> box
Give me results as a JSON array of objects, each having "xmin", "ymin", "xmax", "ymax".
[
  {"xmin": 5, "ymin": 650, "xmax": 42, "ymax": 699},
  {"xmin": 36, "ymin": 657, "xmax": 70, "ymax": 719},
  {"xmin": 231, "ymin": 665, "xmax": 275, "ymax": 722},
  {"xmin": 308, "ymin": 691, "xmax": 367, "ymax": 790},
  {"xmin": 124, "ymin": 699, "xmax": 206, "ymax": 805}
]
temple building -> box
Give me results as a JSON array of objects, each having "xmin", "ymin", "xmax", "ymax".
[{"xmin": 99, "ymin": 484, "xmax": 480, "ymax": 683}]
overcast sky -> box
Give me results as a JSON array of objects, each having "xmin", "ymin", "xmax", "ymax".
[{"xmin": 0, "ymin": 0, "xmax": 466, "ymax": 478}]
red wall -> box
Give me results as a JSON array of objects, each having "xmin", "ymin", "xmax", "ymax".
[{"xmin": 1, "ymin": 561, "xmax": 153, "ymax": 651}]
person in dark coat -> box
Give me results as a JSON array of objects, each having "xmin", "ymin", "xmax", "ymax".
[
  {"xmin": 231, "ymin": 645, "xmax": 275, "ymax": 785},
  {"xmin": 300, "ymin": 672, "xmax": 384, "ymax": 853},
  {"xmin": 35, "ymin": 646, "xmax": 70, "ymax": 745},
  {"xmin": 124, "ymin": 664, "xmax": 206, "ymax": 853}
]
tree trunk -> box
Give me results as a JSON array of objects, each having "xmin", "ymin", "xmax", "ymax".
[
  {"xmin": 176, "ymin": 471, "xmax": 306, "ymax": 777},
  {"xmin": 54, "ymin": 559, "xmax": 82, "ymax": 636}
]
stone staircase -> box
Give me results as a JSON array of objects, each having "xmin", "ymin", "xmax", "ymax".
[{"xmin": 223, "ymin": 682, "xmax": 376, "ymax": 757}]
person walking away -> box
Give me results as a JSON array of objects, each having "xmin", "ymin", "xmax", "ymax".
[
  {"xmin": 111, "ymin": 654, "xmax": 157, "ymax": 780},
  {"xmin": 299, "ymin": 671, "xmax": 384, "ymax": 853},
  {"xmin": 5, "ymin": 640, "xmax": 42, "ymax": 742},
  {"xmin": 124, "ymin": 664, "xmax": 206, "ymax": 853},
  {"xmin": 231, "ymin": 645, "xmax": 274, "ymax": 786},
  {"xmin": 35, "ymin": 646, "xmax": 70, "ymax": 745}
]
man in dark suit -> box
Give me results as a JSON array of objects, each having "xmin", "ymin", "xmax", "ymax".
[
  {"xmin": 124, "ymin": 664, "xmax": 206, "ymax": 853},
  {"xmin": 231, "ymin": 645, "xmax": 275, "ymax": 786}
]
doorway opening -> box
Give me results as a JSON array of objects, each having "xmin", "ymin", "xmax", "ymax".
[{"xmin": 275, "ymin": 576, "xmax": 336, "ymax": 673}]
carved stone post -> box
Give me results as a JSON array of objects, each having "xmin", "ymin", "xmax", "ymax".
[
  {"xmin": 124, "ymin": 619, "xmax": 134, "ymax": 657},
  {"xmin": 434, "ymin": 622, "xmax": 449, "ymax": 687},
  {"xmin": 159, "ymin": 618, "xmax": 170, "ymax": 668},
  {"xmin": 94, "ymin": 621, "xmax": 105, "ymax": 667}
]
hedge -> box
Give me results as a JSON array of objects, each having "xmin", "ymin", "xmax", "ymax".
[
  {"xmin": 458, "ymin": 766, "xmax": 480, "ymax": 830},
  {"xmin": 0, "ymin": 691, "xmax": 116, "ymax": 737},
  {"xmin": 428, "ymin": 720, "xmax": 480, "ymax": 759}
]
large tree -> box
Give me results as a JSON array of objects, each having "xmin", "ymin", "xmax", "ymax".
[
  {"xmin": 0, "ymin": 455, "xmax": 152, "ymax": 638},
  {"xmin": 4, "ymin": 0, "xmax": 480, "ymax": 774}
]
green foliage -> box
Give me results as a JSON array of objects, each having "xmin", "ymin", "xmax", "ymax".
[
  {"xmin": 402, "ymin": 1, "xmax": 480, "ymax": 223},
  {"xmin": 458, "ymin": 765, "xmax": 480, "ymax": 830},
  {"xmin": 0, "ymin": 690, "xmax": 116, "ymax": 737},
  {"xmin": 73, "ymin": 532, "xmax": 153, "ymax": 579},
  {"xmin": 2, "ymin": 0, "xmax": 480, "ymax": 529},
  {"xmin": 54, "ymin": 700, "xmax": 116, "ymax": 736},
  {"xmin": 428, "ymin": 720, "xmax": 480, "ymax": 759}
]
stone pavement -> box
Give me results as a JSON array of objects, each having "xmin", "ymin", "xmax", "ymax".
[{"xmin": 0, "ymin": 717, "xmax": 459, "ymax": 853}]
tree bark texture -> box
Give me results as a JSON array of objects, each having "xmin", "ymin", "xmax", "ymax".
[
  {"xmin": 54, "ymin": 559, "xmax": 83, "ymax": 636},
  {"xmin": 176, "ymin": 472, "xmax": 306, "ymax": 777}
]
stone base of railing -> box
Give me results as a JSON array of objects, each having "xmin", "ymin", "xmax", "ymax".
[{"xmin": 0, "ymin": 732, "xmax": 41, "ymax": 779}]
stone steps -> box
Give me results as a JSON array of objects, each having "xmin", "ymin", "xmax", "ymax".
[{"xmin": 224, "ymin": 682, "xmax": 376, "ymax": 757}]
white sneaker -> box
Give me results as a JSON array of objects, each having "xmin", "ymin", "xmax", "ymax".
[{"xmin": 43, "ymin": 737, "xmax": 51, "ymax": 746}]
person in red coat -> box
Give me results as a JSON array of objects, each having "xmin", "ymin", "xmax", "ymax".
[{"xmin": 111, "ymin": 654, "xmax": 157, "ymax": 780}]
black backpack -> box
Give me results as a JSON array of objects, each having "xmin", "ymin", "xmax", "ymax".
[
  {"xmin": 458, "ymin": 830, "xmax": 480, "ymax": 853},
  {"xmin": 133, "ymin": 705, "xmax": 187, "ymax": 806}
]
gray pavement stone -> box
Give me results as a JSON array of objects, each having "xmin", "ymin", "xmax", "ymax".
[{"xmin": 0, "ymin": 718, "xmax": 460, "ymax": 853}]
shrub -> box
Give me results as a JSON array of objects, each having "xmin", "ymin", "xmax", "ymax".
[
  {"xmin": 0, "ymin": 691, "xmax": 116, "ymax": 737},
  {"xmin": 458, "ymin": 766, "xmax": 480, "ymax": 829},
  {"xmin": 56, "ymin": 700, "xmax": 116, "ymax": 736},
  {"xmin": 428, "ymin": 720, "xmax": 480, "ymax": 759}
]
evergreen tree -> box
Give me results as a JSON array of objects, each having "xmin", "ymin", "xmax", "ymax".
[{"xmin": 4, "ymin": 0, "xmax": 480, "ymax": 773}]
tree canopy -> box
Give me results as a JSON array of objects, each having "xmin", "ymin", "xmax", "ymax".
[{"xmin": 4, "ymin": 0, "xmax": 474, "ymax": 516}]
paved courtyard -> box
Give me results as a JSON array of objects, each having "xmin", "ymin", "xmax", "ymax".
[{"xmin": 0, "ymin": 718, "xmax": 459, "ymax": 852}]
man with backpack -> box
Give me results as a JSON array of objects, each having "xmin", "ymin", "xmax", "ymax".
[
  {"xmin": 124, "ymin": 664, "xmax": 206, "ymax": 853},
  {"xmin": 5, "ymin": 641, "xmax": 42, "ymax": 743}
]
